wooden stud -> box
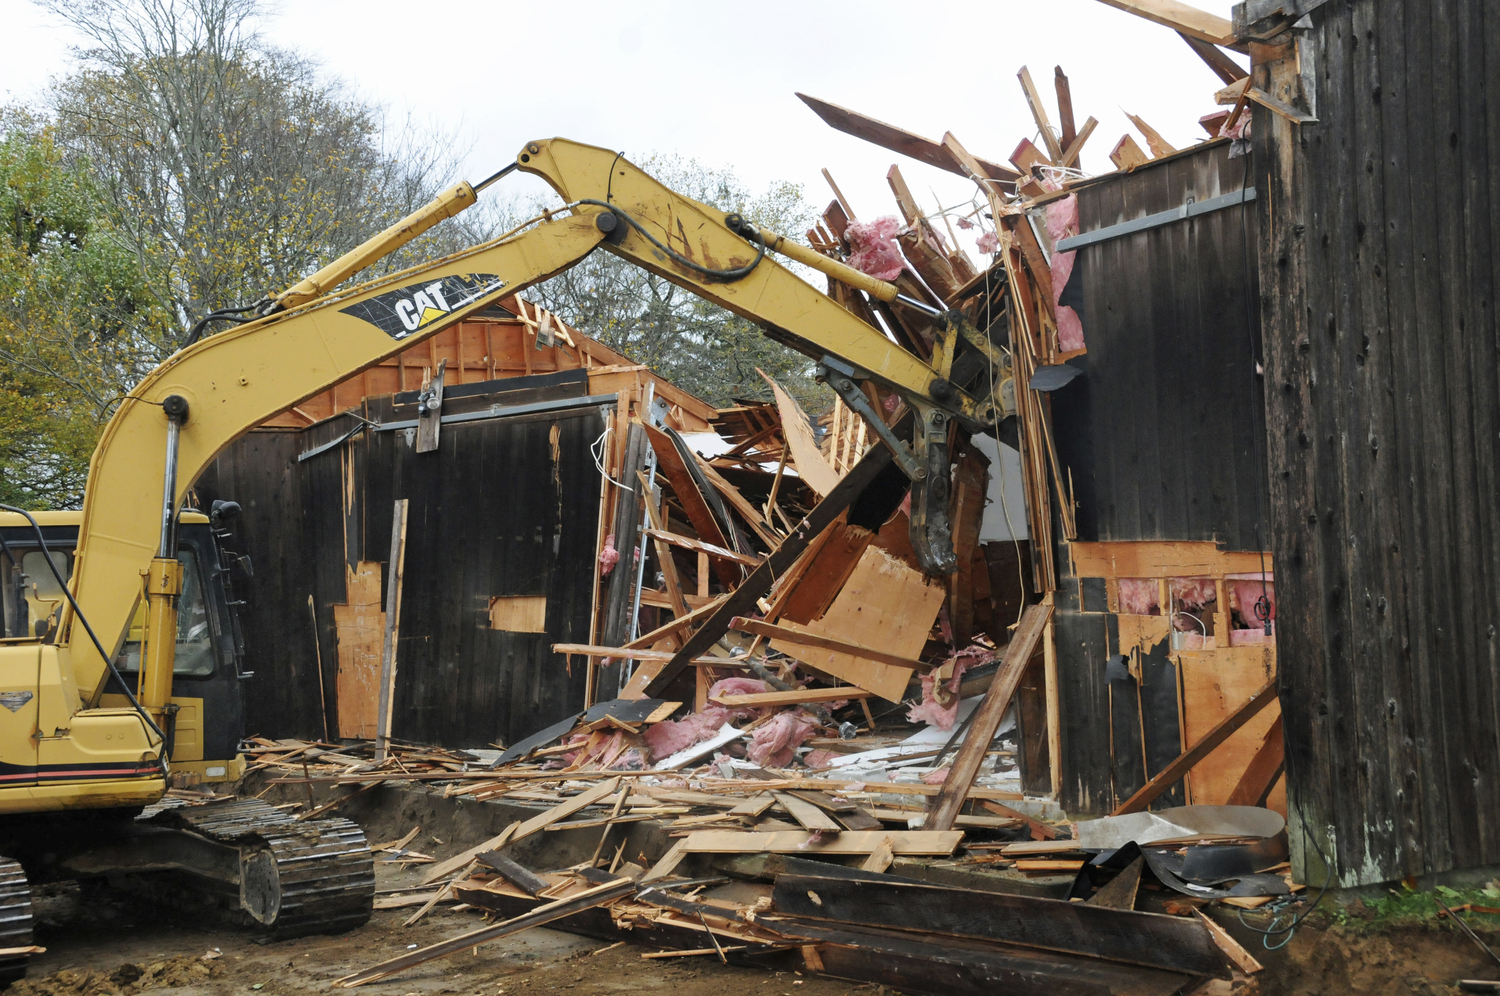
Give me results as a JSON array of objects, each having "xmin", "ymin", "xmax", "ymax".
[
  {"xmin": 1017, "ymin": 66, "xmax": 1063, "ymax": 161},
  {"xmin": 1054, "ymin": 66, "xmax": 1077, "ymax": 149},
  {"xmin": 374, "ymin": 500, "xmax": 409, "ymax": 763}
]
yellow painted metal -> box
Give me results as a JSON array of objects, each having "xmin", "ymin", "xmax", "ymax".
[
  {"xmin": 139, "ymin": 558, "xmax": 183, "ymax": 716},
  {"xmin": 169, "ymin": 755, "xmax": 246, "ymax": 784},
  {"xmin": 272, "ymin": 182, "xmax": 479, "ymax": 310},
  {"xmin": 61, "ymin": 139, "xmax": 986, "ymax": 749},
  {"xmin": 752, "ymin": 227, "xmax": 900, "ymax": 303}
]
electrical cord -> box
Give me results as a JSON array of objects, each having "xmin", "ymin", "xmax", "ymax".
[
  {"xmin": 573, "ymin": 199, "xmax": 767, "ymax": 282},
  {"xmin": 182, "ymin": 300, "xmax": 269, "ymax": 347},
  {"xmin": 0, "ymin": 504, "xmax": 167, "ymax": 743}
]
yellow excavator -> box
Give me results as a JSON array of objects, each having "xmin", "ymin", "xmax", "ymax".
[{"xmin": 0, "ymin": 138, "xmax": 1014, "ymax": 982}]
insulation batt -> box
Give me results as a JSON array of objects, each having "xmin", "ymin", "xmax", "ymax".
[
  {"xmin": 975, "ymin": 231, "xmax": 999, "ymax": 254},
  {"xmin": 599, "ymin": 534, "xmax": 619, "ymax": 576},
  {"xmin": 642, "ymin": 677, "xmax": 768, "ymax": 760},
  {"xmin": 844, "ymin": 216, "xmax": 906, "ymax": 281},
  {"xmin": 747, "ymin": 710, "xmax": 820, "ymax": 768},
  {"xmin": 1045, "ymin": 194, "xmax": 1086, "ymax": 352},
  {"xmin": 1117, "ymin": 577, "xmax": 1160, "ymax": 615},
  {"xmin": 906, "ymin": 643, "xmax": 998, "ymax": 729}
]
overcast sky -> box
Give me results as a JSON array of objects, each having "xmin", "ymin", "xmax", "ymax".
[{"xmin": 0, "ymin": 0, "xmax": 1240, "ymax": 241}]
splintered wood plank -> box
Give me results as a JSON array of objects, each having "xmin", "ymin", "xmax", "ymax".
[
  {"xmin": 1091, "ymin": 0, "xmax": 1236, "ymax": 45},
  {"xmin": 1124, "ymin": 111, "xmax": 1178, "ymax": 158},
  {"xmin": 795, "ymin": 93, "xmax": 1019, "ymax": 185},
  {"xmin": 643, "ymin": 422, "xmax": 739, "ymax": 588},
  {"xmin": 333, "ymin": 562, "xmax": 384, "ymax": 739},
  {"xmin": 677, "ymin": 830, "xmax": 962, "ymax": 856},
  {"xmin": 767, "ymin": 518, "xmax": 873, "ymax": 625},
  {"xmin": 1178, "ymin": 31, "xmax": 1248, "ymax": 85},
  {"xmin": 1110, "ymin": 134, "xmax": 1151, "ymax": 170},
  {"xmin": 1017, "ymin": 67, "xmax": 1062, "ymax": 161},
  {"xmin": 711, "ymin": 687, "xmax": 871, "ymax": 707},
  {"xmin": 1060, "ymin": 116, "xmax": 1098, "ymax": 168},
  {"xmin": 1054, "ymin": 66, "xmax": 1077, "ymax": 149},
  {"xmin": 772, "ymin": 792, "xmax": 843, "ymax": 833},
  {"xmin": 762, "ymin": 373, "xmax": 841, "ymax": 497},
  {"xmin": 731, "ymin": 617, "xmax": 927, "ymax": 671},
  {"xmin": 772, "ymin": 546, "xmax": 945, "ymax": 703},
  {"xmin": 928, "ymin": 602, "xmax": 1054, "ymax": 831}
]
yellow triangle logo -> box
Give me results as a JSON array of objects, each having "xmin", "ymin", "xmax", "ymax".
[{"xmin": 418, "ymin": 307, "xmax": 447, "ymax": 327}]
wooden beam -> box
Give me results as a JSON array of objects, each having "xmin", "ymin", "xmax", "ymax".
[
  {"xmin": 1059, "ymin": 116, "xmax": 1098, "ymax": 169},
  {"xmin": 795, "ymin": 93, "xmax": 1019, "ymax": 186},
  {"xmin": 646, "ymin": 529, "xmax": 760, "ymax": 567},
  {"xmin": 1226, "ymin": 713, "xmax": 1285, "ymax": 807},
  {"xmin": 729, "ymin": 617, "xmax": 929, "ymax": 671},
  {"xmin": 645, "ymin": 434, "xmax": 897, "ymax": 697},
  {"xmin": 374, "ymin": 500, "xmax": 408, "ymax": 763},
  {"xmin": 1054, "ymin": 66, "xmax": 1077, "ymax": 150},
  {"xmin": 1178, "ymin": 31, "xmax": 1248, "ymax": 85},
  {"xmin": 1109, "ymin": 134, "xmax": 1151, "ymax": 170},
  {"xmin": 773, "ymin": 792, "xmax": 843, "ymax": 833},
  {"xmin": 1017, "ymin": 66, "xmax": 1062, "ymax": 162},
  {"xmin": 928, "ymin": 602, "xmax": 1054, "ymax": 831},
  {"xmin": 676, "ymin": 830, "xmax": 962, "ymax": 856},
  {"xmin": 711, "ymin": 687, "xmax": 872, "ymax": 708},
  {"xmin": 1113, "ymin": 680, "xmax": 1279, "ymax": 815},
  {"xmin": 1124, "ymin": 111, "xmax": 1178, "ymax": 158},
  {"xmin": 1091, "ymin": 0, "xmax": 1236, "ymax": 46}
]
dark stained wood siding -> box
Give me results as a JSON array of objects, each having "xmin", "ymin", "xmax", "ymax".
[
  {"xmin": 1057, "ymin": 140, "xmax": 1266, "ymax": 551},
  {"xmin": 1256, "ymin": 0, "xmax": 1500, "ymax": 886},
  {"xmin": 196, "ymin": 395, "xmax": 604, "ymax": 749}
]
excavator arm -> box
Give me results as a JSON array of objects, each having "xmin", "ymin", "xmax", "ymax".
[{"xmin": 62, "ymin": 138, "xmax": 1009, "ymax": 695}]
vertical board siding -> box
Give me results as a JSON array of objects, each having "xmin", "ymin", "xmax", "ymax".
[
  {"xmin": 196, "ymin": 404, "xmax": 603, "ymax": 749},
  {"xmin": 1259, "ymin": 0, "xmax": 1500, "ymax": 885},
  {"xmin": 1060, "ymin": 140, "xmax": 1265, "ymax": 552}
]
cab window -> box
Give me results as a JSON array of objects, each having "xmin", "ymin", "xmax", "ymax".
[{"xmin": 118, "ymin": 549, "xmax": 215, "ymax": 677}]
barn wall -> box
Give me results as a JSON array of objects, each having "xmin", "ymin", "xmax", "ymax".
[{"xmin": 1255, "ymin": 0, "xmax": 1500, "ymax": 886}]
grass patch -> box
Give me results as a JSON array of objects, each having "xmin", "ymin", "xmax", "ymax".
[{"xmin": 1333, "ymin": 880, "xmax": 1500, "ymax": 932}]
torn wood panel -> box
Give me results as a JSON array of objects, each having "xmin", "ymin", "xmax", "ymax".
[
  {"xmin": 1178, "ymin": 647, "xmax": 1282, "ymax": 811},
  {"xmin": 1070, "ymin": 541, "xmax": 1272, "ymax": 579},
  {"xmin": 1226, "ymin": 713, "xmax": 1285, "ymax": 808},
  {"xmin": 489, "ymin": 596, "xmax": 547, "ymax": 633},
  {"xmin": 764, "ymin": 375, "xmax": 841, "ymax": 498},
  {"xmin": 644, "ymin": 422, "xmax": 740, "ymax": 588},
  {"xmin": 769, "ymin": 519, "xmax": 874, "ymax": 625},
  {"xmin": 332, "ymin": 561, "xmax": 384, "ymax": 739},
  {"xmin": 1110, "ymin": 134, "xmax": 1151, "ymax": 170},
  {"xmin": 770, "ymin": 546, "xmax": 945, "ymax": 703}
]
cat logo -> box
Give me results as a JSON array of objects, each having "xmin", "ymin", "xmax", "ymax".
[{"xmin": 341, "ymin": 273, "xmax": 506, "ymax": 340}]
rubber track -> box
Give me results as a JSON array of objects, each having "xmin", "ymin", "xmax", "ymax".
[
  {"xmin": 144, "ymin": 797, "xmax": 373, "ymax": 938},
  {"xmin": 0, "ymin": 857, "xmax": 32, "ymax": 985}
]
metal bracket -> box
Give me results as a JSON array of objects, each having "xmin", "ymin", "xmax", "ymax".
[
  {"xmin": 818, "ymin": 358, "xmax": 924, "ymax": 481},
  {"xmin": 908, "ymin": 404, "xmax": 957, "ymax": 576}
]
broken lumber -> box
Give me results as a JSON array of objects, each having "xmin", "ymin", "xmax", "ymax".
[
  {"xmin": 928, "ymin": 602, "xmax": 1053, "ymax": 831},
  {"xmin": 795, "ymin": 93, "xmax": 1019, "ymax": 185},
  {"xmin": 1091, "ymin": 0, "xmax": 1236, "ymax": 46},
  {"xmin": 676, "ymin": 830, "xmax": 962, "ymax": 856},
  {"xmin": 731, "ymin": 617, "xmax": 929, "ymax": 671},
  {"xmin": 422, "ymin": 777, "xmax": 621, "ymax": 884},
  {"xmin": 710, "ymin": 687, "xmax": 871, "ymax": 708},
  {"xmin": 1113, "ymin": 680, "xmax": 1279, "ymax": 815},
  {"xmin": 334, "ymin": 877, "xmax": 635, "ymax": 987}
]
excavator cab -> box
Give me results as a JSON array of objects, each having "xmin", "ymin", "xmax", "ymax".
[{"xmin": 0, "ymin": 509, "xmax": 249, "ymax": 784}]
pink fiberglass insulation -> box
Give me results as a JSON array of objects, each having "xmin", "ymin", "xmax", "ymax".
[
  {"xmin": 975, "ymin": 231, "xmax": 999, "ymax": 254},
  {"xmin": 747, "ymin": 710, "xmax": 820, "ymax": 768},
  {"xmin": 1169, "ymin": 577, "xmax": 1218, "ymax": 610},
  {"xmin": 1045, "ymin": 194, "xmax": 1085, "ymax": 351},
  {"xmin": 906, "ymin": 642, "xmax": 997, "ymax": 730},
  {"xmin": 641, "ymin": 677, "xmax": 771, "ymax": 761},
  {"xmin": 599, "ymin": 534, "xmax": 619, "ymax": 577},
  {"xmin": 803, "ymin": 748, "xmax": 841, "ymax": 770},
  {"xmin": 844, "ymin": 216, "xmax": 906, "ymax": 281},
  {"xmin": 1228, "ymin": 580, "xmax": 1276, "ymax": 623},
  {"xmin": 921, "ymin": 767, "xmax": 950, "ymax": 785},
  {"xmin": 1118, "ymin": 578, "xmax": 1160, "ymax": 615}
]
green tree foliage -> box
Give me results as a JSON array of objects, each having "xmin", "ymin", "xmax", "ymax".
[
  {"xmin": 0, "ymin": 112, "xmax": 162, "ymax": 507},
  {"xmin": 521, "ymin": 155, "xmax": 832, "ymax": 412}
]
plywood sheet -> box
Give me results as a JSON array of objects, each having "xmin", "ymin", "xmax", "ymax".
[
  {"xmin": 333, "ymin": 561, "xmax": 384, "ymax": 738},
  {"xmin": 1176, "ymin": 646, "xmax": 1284, "ymax": 814},
  {"xmin": 489, "ymin": 595, "xmax": 547, "ymax": 633},
  {"xmin": 771, "ymin": 546, "xmax": 944, "ymax": 702},
  {"xmin": 765, "ymin": 376, "xmax": 841, "ymax": 498}
]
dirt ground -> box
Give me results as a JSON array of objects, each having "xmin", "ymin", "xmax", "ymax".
[{"xmin": 10, "ymin": 784, "xmax": 1497, "ymax": 996}]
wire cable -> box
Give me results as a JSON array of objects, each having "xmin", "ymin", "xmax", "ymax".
[
  {"xmin": 574, "ymin": 199, "xmax": 767, "ymax": 282},
  {"xmin": 0, "ymin": 504, "xmax": 166, "ymax": 743}
]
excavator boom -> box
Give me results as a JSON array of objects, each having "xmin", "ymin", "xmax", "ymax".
[{"xmin": 63, "ymin": 137, "xmax": 1007, "ymax": 695}]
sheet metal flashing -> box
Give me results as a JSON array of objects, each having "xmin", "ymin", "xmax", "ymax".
[{"xmin": 1057, "ymin": 187, "xmax": 1256, "ymax": 253}]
